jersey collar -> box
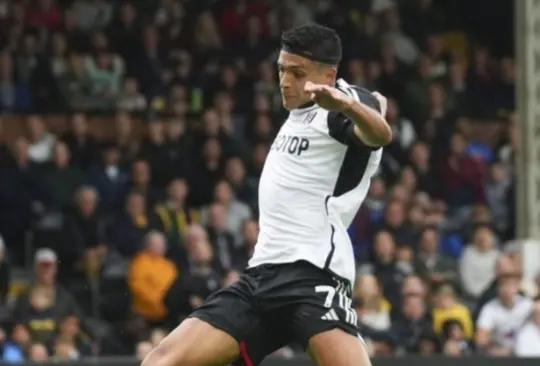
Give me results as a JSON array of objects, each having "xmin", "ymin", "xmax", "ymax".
[{"xmin": 290, "ymin": 101, "xmax": 318, "ymax": 117}]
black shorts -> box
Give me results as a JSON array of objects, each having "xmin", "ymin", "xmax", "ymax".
[{"xmin": 188, "ymin": 260, "xmax": 360, "ymax": 366}]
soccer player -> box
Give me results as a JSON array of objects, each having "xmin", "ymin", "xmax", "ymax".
[{"xmin": 142, "ymin": 23, "xmax": 391, "ymax": 366}]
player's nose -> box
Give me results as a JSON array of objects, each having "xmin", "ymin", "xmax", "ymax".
[{"xmin": 279, "ymin": 75, "xmax": 292, "ymax": 89}]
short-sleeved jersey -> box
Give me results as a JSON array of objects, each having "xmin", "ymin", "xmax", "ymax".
[
  {"xmin": 248, "ymin": 79, "xmax": 383, "ymax": 284},
  {"xmin": 476, "ymin": 295, "xmax": 533, "ymax": 349}
]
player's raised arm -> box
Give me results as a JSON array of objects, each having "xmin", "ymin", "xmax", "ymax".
[
  {"xmin": 344, "ymin": 89, "xmax": 392, "ymax": 147},
  {"xmin": 304, "ymin": 82, "xmax": 392, "ymax": 147}
]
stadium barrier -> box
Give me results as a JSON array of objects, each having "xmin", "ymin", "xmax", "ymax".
[{"xmin": 28, "ymin": 355, "xmax": 540, "ymax": 366}]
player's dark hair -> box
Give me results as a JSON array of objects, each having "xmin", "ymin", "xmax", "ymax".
[{"xmin": 281, "ymin": 23, "xmax": 342, "ymax": 66}]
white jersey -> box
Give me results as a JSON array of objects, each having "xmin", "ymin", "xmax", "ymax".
[
  {"xmin": 477, "ymin": 295, "xmax": 533, "ymax": 349},
  {"xmin": 249, "ymin": 79, "xmax": 383, "ymax": 284}
]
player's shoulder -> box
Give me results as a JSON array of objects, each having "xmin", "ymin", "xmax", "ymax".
[{"xmin": 336, "ymin": 79, "xmax": 380, "ymax": 112}]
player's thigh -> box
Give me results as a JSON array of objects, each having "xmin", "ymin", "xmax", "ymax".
[
  {"xmin": 142, "ymin": 317, "xmax": 239, "ymax": 366},
  {"xmin": 308, "ymin": 328, "xmax": 371, "ymax": 366},
  {"xmin": 143, "ymin": 280, "xmax": 259, "ymax": 366}
]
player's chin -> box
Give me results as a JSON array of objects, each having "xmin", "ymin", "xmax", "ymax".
[
  {"xmin": 282, "ymin": 97, "xmax": 298, "ymax": 111},
  {"xmin": 281, "ymin": 99, "xmax": 293, "ymax": 111}
]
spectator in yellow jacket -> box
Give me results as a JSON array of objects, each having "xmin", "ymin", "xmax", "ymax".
[
  {"xmin": 128, "ymin": 231, "xmax": 178, "ymax": 322},
  {"xmin": 432, "ymin": 284, "xmax": 473, "ymax": 339}
]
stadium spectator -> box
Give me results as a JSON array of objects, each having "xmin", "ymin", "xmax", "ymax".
[
  {"xmin": 414, "ymin": 227, "xmax": 457, "ymax": 287},
  {"xmin": 485, "ymin": 162, "xmax": 512, "ymax": 236},
  {"xmin": 129, "ymin": 159, "xmax": 160, "ymax": 208},
  {"xmin": 431, "ymin": 284, "xmax": 473, "ymax": 340},
  {"xmin": 459, "ymin": 225, "xmax": 500, "ymax": 299},
  {"xmin": 440, "ymin": 132, "xmax": 485, "ymax": 208},
  {"xmin": 26, "ymin": 115, "xmax": 56, "ymax": 164},
  {"xmin": 110, "ymin": 191, "xmax": 161, "ymax": 257},
  {"xmin": 441, "ymin": 320, "xmax": 473, "ymax": 355},
  {"xmin": 155, "ymin": 178, "xmax": 199, "ymax": 250},
  {"xmin": 12, "ymin": 249, "xmax": 88, "ymax": 345},
  {"xmin": 57, "ymin": 52, "xmax": 94, "ymax": 110},
  {"xmin": 475, "ymin": 254, "xmax": 521, "ymax": 315},
  {"xmin": 202, "ymin": 203, "xmax": 235, "ymax": 274},
  {"xmin": 128, "ymin": 231, "xmax": 177, "ymax": 324},
  {"xmin": 182, "ymin": 232, "xmax": 221, "ymax": 311},
  {"xmin": 201, "ymin": 180, "xmax": 251, "ymax": 243},
  {"xmin": 87, "ymin": 142, "xmax": 128, "ymax": 212},
  {"xmin": 28, "ymin": 342, "xmax": 49, "ymax": 362},
  {"xmin": 225, "ymin": 157, "xmax": 258, "ymax": 213},
  {"xmin": 60, "ymin": 113, "xmax": 99, "ymax": 170},
  {"xmin": 2, "ymin": 324, "xmax": 32, "ymax": 362},
  {"xmin": 367, "ymin": 230, "xmax": 409, "ymax": 306},
  {"xmin": 44, "ymin": 141, "xmax": 85, "ymax": 210},
  {"xmin": 475, "ymin": 276, "xmax": 533, "ymax": 355},
  {"xmin": 57, "ymin": 314, "xmax": 93, "ymax": 357},
  {"xmin": 113, "ymin": 111, "xmax": 139, "ymax": 164},
  {"xmin": 232, "ymin": 218, "xmax": 258, "ymax": 271},
  {"xmin": 389, "ymin": 295, "xmax": 432, "ymax": 353},
  {"xmin": 69, "ymin": 186, "xmax": 105, "ymax": 253},
  {"xmin": 139, "ymin": 120, "xmax": 172, "ymax": 188},
  {"xmin": 354, "ymin": 274, "xmax": 391, "ymax": 331},
  {"xmin": 515, "ymin": 297, "xmax": 540, "ymax": 357},
  {"xmin": 117, "ymin": 77, "xmax": 147, "ymax": 113}
]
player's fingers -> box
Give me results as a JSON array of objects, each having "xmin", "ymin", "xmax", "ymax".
[
  {"xmin": 304, "ymin": 83, "xmax": 323, "ymax": 93},
  {"xmin": 304, "ymin": 81, "xmax": 315, "ymax": 91}
]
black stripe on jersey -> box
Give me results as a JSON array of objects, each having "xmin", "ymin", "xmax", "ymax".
[
  {"xmin": 324, "ymin": 224, "xmax": 336, "ymax": 270},
  {"xmin": 327, "ymin": 85, "xmax": 381, "ymax": 196},
  {"xmin": 324, "ymin": 195, "xmax": 330, "ymax": 214}
]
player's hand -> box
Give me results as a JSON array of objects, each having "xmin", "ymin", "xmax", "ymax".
[
  {"xmin": 304, "ymin": 81, "xmax": 353, "ymax": 112},
  {"xmin": 372, "ymin": 92, "xmax": 388, "ymax": 117}
]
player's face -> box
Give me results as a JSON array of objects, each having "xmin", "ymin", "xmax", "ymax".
[{"xmin": 277, "ymin": 50, "xmax": 335, "ymax": 110}]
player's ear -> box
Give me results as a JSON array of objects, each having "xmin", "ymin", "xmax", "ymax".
[{"xmin": 324, "ymin": 66, "xmax": 337, "ymax": 84}]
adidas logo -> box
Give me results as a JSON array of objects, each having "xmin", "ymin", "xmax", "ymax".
[{"xmin": 321, "ymin": 309, "xmax": 339, "ymax": 321}]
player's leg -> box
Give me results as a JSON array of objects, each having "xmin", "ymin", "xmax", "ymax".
[
  {"xmin": 142, "ymin": 317, "xmax": 239, "ymax": 366},
  {"xmin": 307, "ymin": 329, "xmax": 371, "ymax": 366},
  {"xmin": 141, "ymin": 277, "xmax": 258, "ymax": 366}
]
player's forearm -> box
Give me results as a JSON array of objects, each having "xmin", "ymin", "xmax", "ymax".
[{"xmin": 341, "ymin": 98, "xmax": 392, "ymax": 147}]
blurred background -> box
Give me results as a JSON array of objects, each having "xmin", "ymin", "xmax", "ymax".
[{"xmin": 1, "ymin": 0, "xmax": 540, "ymax": 362}]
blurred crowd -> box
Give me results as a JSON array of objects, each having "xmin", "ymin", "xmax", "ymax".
[{"xmin": 1, "ymin": 0, "xmax": 539, "ymax": 362}]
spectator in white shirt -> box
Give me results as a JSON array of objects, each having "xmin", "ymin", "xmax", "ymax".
[
  {"xmin": 476, "ymin": 276, "xmax": 533, "ymax": 356},
  {"xmin": 515, "ymin": 298, "xmax": 540, "ymax": 357},
  {"xmin": 117, "ymin": 77, "xmax": 147, "ymax": 113},
  {"xmin": 26, "ymin": 115, "xmax": 56, "ymax": 164},
  {"xmin": 460, "ymin": 226, "xmax": 500, "ymax": 299}
]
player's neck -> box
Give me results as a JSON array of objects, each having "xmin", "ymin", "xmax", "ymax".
[{"xmin": 289, "ymin": 101, "xmax": 318, "ymax": 117}]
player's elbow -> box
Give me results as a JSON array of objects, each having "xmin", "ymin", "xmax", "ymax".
[
  {"xmin": 370, "ymin": 122, "xmax": 392, "ymax": 147},
  {"xmin": 379, "ymin": 123, "xmax": 393, "ymax": 146}
]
